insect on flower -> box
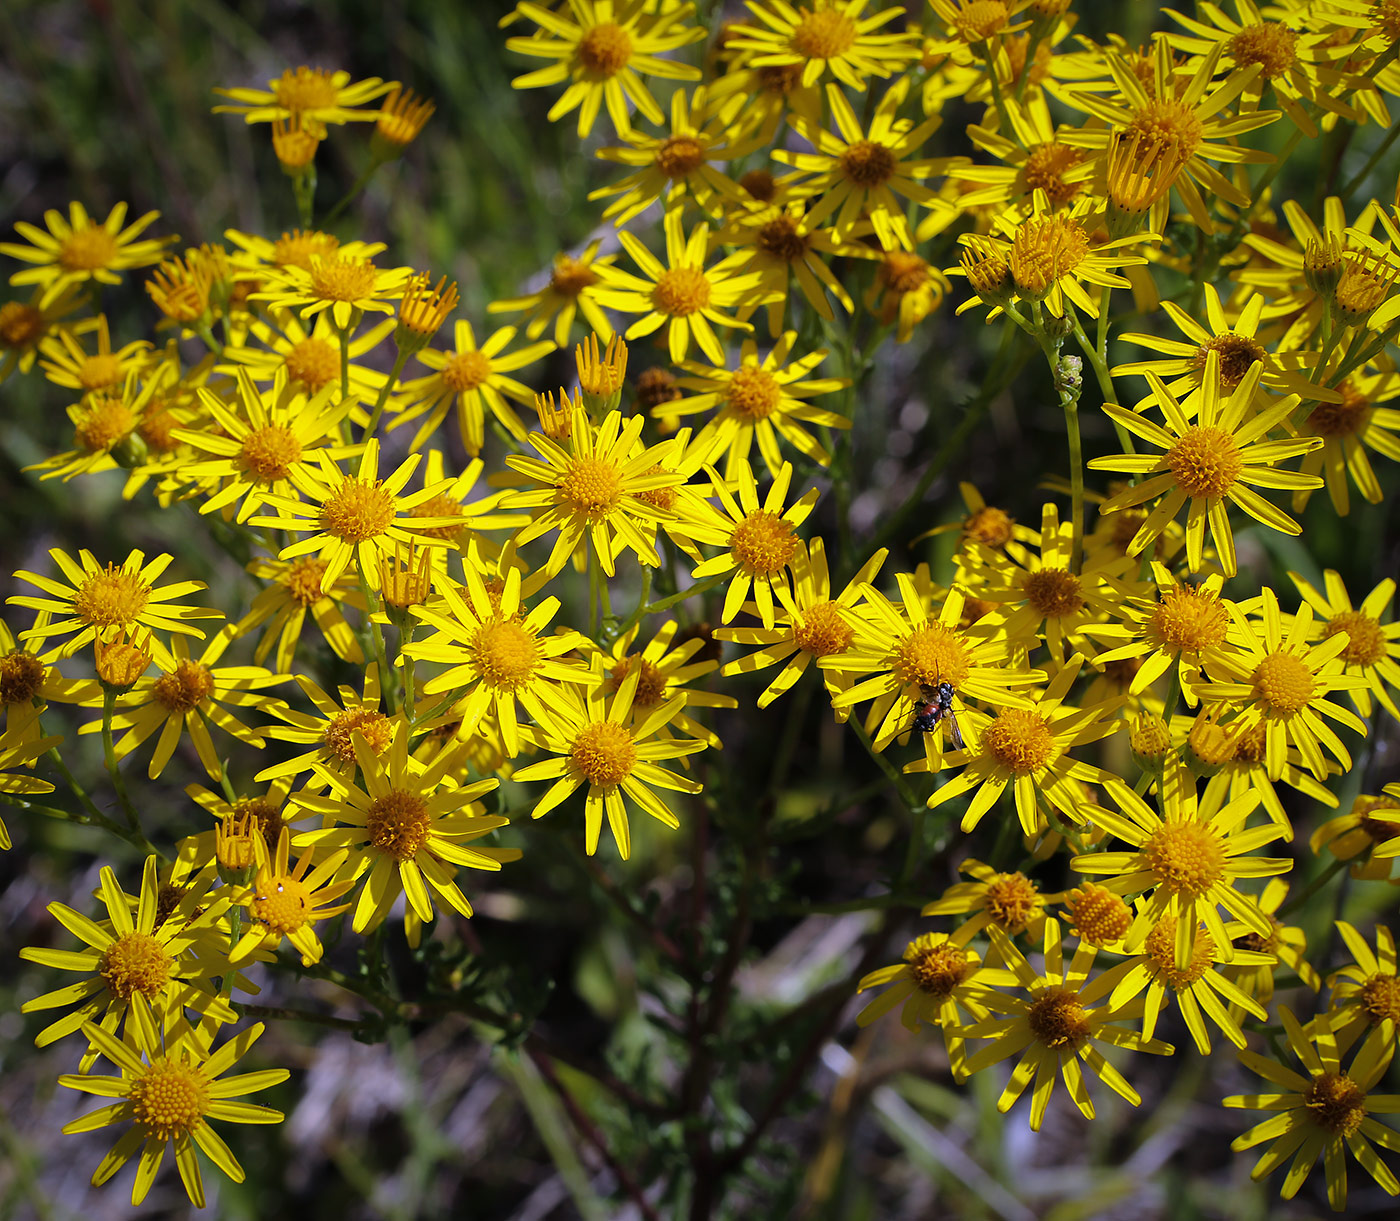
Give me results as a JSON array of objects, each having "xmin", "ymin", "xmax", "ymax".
[{"xmin": 912, "ymin": 679, "xmax": 964, "ymax": 750}]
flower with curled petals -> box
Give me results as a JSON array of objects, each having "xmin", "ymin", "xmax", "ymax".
[
  {"xmin": 725, "ymin": 0, "xmax": 920, "ymax": 92},
  {"xmin": 1, "ymin": 202, "xmax": 174, "ymax": 306}
]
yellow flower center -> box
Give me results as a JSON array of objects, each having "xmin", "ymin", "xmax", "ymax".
[
  {"xmin": 272, "ymin": 229, "xmax": 340, "ymax": 271},
  {"xmin": 891, "ymin": 621, "xmax": 970, "ymax": 689},
  {"xmin": 154, "ymin": 882, "xmax": 189, "ymax": 926},
  {"xmin": 1009, "ymin": 216, "xmax": 1089, "ymax": 297},
  {"xmin": 550, "ymin": 255, "xmax": 598, "ymax": 298},
  {"xmin": 983, "ymin": 709, "xmax": 1056, "ymax": 773},
  {"xmin": 74, "ymin": 395, "xmax": 137, "ymax": 453},
  {"xmin": 964, "ymin": 505, "xmax": 1014, "ymax": 547},
  {"xmin": 982, "ymin": 871, "xmax": 1042, "ymax": 932},
  {"xmin": 903, "ymin": 934, "xmax": 973, "ymax": 998},
  {"xmin": 1193, "ymin": 333, "xmax": 1265, "ymax": 388},
  {"xmin": 240, "ymin": 425, "xmax": 303, "ymax": 481},
  {"xmin": 757, "ymin": 215, "xmax": 809, "ymax": 262},
  {"xmin": 216, "ymin": 812, "xmax": 259, "ymax": 874},
  {"xmin": 153, "ymin": 660, "xmax": 215, "ymax": 712},
  {"xmin": 655, "ymin": 135, "xmax": 706, "ymax": 179},
  {"xmin": 633, "ymin": 464, "xmax": 679, "ymax": 511},
  {"xmin": 880, "ymin": 251, "xmax": 932, "ymax": 295},
  {"xmin": 58, "ymin": 224, "xmax": 118, "ymax": 271},
  {"xmin": 1354, "ymin": 794, "xmax": 1400, "ymax": 844},
  {"xmin": 409, "ymin": 492, "xmax": 466, "ymax": 541},
  {"xmin": 98, "ymin": 931, "xmax": 173, "ymax": 1000},
  {"xmin": 1026, "ymin": 987, "xmax": 1091, "ymax": 1048},
  {"xmin": 308, "ymin": 256, "xmax": 379, "ymax": 303},
  {"xmin": 1144, "ymin": 919, "xmax": 1216, "ymax": 989},
  {"xmin": 794, "ymin": 600, "xmax": 854, "ymax": 657},
  {"xmin": 1371, "ymin": 0, "xmax": 1400, "ymax": 41},
  {"xmin": 1231, "ymin": 723, "xmax": 1267, "ymax": 764},
  {"xmin": 1142, "ymin": 822, "xmax": 1225, "ymax": 898},
  {"xmin": 475, "ymin": 620, "xmax": 541, "ymax": 692},
  {"xmin": 234, "ymin": 794, "xmax": 284, "ymax": 845},
  {"xmin": 1228, "ymin": 22, "xmax": 1298, "ymax": 77},
  {"xmin": 1252, "ymin": 650, "xmax": 1315, "ymax": 713},
  {"xmin": 130, "ymin": 1059, "xmax": 211, "ymax": 1141},
  {"xmin": 1021, "ymin": 142, "xmax": 1084, "ymax": 206},
  {"xmin": 730, "ymin": 510, "xmax": 798, "ymax": 576},
  {"xmin": 840, "ymin": 140, "xmax": 898, "ymax": 188},
  {"xmin": 0, "ymin": 301, "xmax": 43, "ymax": 349},
  {"xmin": 74, "ymin": 564, "xmax": 151, "ymax": 628},
  {"xmin": 1308, "ymin": 380, "xmax": 1371, "ymax": 437},
  {"xmin": 1239, "ymin": 911, "xmax": 1281, "ymax": 955},
  {"xmin": 96, "ymin": 636, "xmax": 152, "ymax": 688},
  {"xmin": 578, "ymin": 22, "xmax": 633, "ymax": 76},
  {"xmin": 1150, "ymin": 584, "xmax": 1229, "ymax": 653},
  {"xmin": 725, "ymin": 366, "xmax": 783, "ymax": 420},
  {"xmin": 571, "ymin": 719, "xmax": 637, "ymax": 786},
  {"xmin": 652, "ymin": 266, "xmax": 712, "ymax": 317},
  {"xmin": 1303, "ymin": 1072, "xmax": 1367, "ymax": 1137},
  {"xmin": 322, "ymin": 707, "xmax": 394, "ymax": 763},
  {"xmin": 1164, "ymin": 426, "xmax": 1242, "ymax": 498},
  {"xmin": 1065, "ymin": 884, "xmax": 1131, "ymax": 946},
  {"xmin": 608, "ymin": 654, "xmax": 668, "ymax": 706},
  {"xmin": 366, "ymin": 790, "xmax": 431, "ymax": 861},
  {"xmin": 77, "ymin": 353, "xmax": 123, "ymax": 392},
  {"xmin": 559, "ymin": 455, "xmax": 624, "ymax": 521},
  {"xmin": 953, "ymin": 0, "xmax": 1010, "ymax": 41},
  {"xmin": 791, "ymin": 8, "xmax": 857, "ymax": 57},
  {"xmin": 1127, "ymin": 98, "xmax": 1204, "ymax": 159},
  {"xmin": 273, "ymin": 66, "xmax": 340, "ymax": 112},
  {"xmin": 282, "ymin": 557, "xmax": 330, "ymax": 607},
  {"xmin": 0, "ymin": 649, "xmax": 46, "ymax": 704},
  {"xmin": 251, "ymin": 872, "xmax": 315, "ymax": 933},
  {"xmin": 282, "ymin": 336, "xmax": 339, "ymax": 390},
  {"xmin": 1334, "ymin": 253, "xmax": 1396, "ymax": 323},
  {"xmin": 1325, "ymin": 610, "xmax": 1386, "ymax": 666},
  {"xmin": 321, "ymin": 478, "xmax": 395, "ymax": 542},
  {"xmin": 1023, "ymin": 567, "xmax": 1084, "ymax": 618},
  {"xmin": 1359, "ymin": 973, "xmax": 1400, "ymax": 1025},
  {"xmin": 441, "ymin": 349, "xmax": 492, "ymax": 392}
]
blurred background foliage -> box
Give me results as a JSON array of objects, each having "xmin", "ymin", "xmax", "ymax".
[{"xmin": 1, "ymin": 1, "xmax": 1398, "ymax": 1218}]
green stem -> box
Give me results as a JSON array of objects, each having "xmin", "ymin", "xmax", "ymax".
[
  {"xmin": 635, "ymin": 571, "xmax": 728, "ymax": 619},
  {"xmin": 400, "ymin": 619, "xmax": 417, "ymax": 716},
  {"xmin": 40, "ymin": 720, "xmax": 104, "ymax": 824},
  {"xmin": 195, "ymin": 324, "xmax": 224, "ymax": 356},
  {"xmin": 365, "ymin": 346, "xmax": 412, "ymax": 437},
  {"xmin": 292, "ymin": 166, "xmax": 317, "ymax": 228},
  {"xmin": 614, "ymin": 566, "xmax": 653, "ymax": 643},
  {"xmin": 101, "ymin": 688, "xmax": 140, "ymax": 833},
  {"xmin": 1071, "ymin": 305, "xmax": 1134, "ymax": 454},
  {"xmin": 324, "ymin": 157, "xmax": 384, "ymax": 225},
  {"xmin": 221, "ymin": 906, "xmax": 242, "ymax": 998},
  {"xmin": 356, "ymin": 556, "xmax": 392, "ymax": 713},
  {"xmin": 1277, "ymin": 854, "xmax": 1349, "ymax": 918},
  {"xmin": 848, "ymin": 714, "xmax": 922, "ymax": 814}
]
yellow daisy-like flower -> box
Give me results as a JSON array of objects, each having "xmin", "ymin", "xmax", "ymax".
[
  {"xmin": 1311, "ymin": 793, "xmax": 1400, "ymax": 878},
  {"xmin": 1291, "ymin": 368, "xmax": 1400, "ymax": 515},
  {"xmin": 960, "ymin": 922, "xmax": 1175, "ymax": 1133},
  {"xmin": 1225, "ymin": 1008, "xmax": 1400, "ymax": 1213},
  {"xmin": 1198, "ymin": 585, "xmax": 1368, "ymax": 781},
  {"xmin": 670, "ymin": 332, "xmax": 850, "ymax": 478},
  {"xmin": 506, "ymin": 0, "xmax": 705, "ymax": 137},
  {"xmin": 38, "ymin": 313, "xmax": 151, "ymax": 397},
  {"xmin": 0, "ymin": 284, "xmax": 88, "ymax": 384},
  {"xmin": 777, "ymin": 79, "xmax": 957, "ymax": 252},
  {"xmin": 1, "ymin": 202, "xmax": 174, "ymax": 307},
  {"xmin": 403, "ymin": 563, "xmax": 587, "ymax": 756},
  {"xmin": 952, "ymin": 94, "xmax": 1094, "ymax": 212},
  {"xmin": 88, "ymin": 625, "xmax": 285, "ymax": 781},
  {"xmin": 25, "ymin": 368, "xmax": 173, "ymax": 484},
  {"xmin": 251, "ymin": 254, "xmax": 414, "ymax": 332},
  {"xmin": 293, "ymin": 722, "xmax": 509, "ymax": 933},
  {"xmin": 594, "ymin": 209, "xmax": 763, "ymax": 364},
  {"xmin": 1072, "ymin": 760, "xmax": 1290, "ymax": 969},
  {"xmin": 855, "ymin": 929, "xmax": 1016, "ymax": 1081},
  {"xmin": 1288, "ymin": 569, "xmax": 1400, "ymax": 721},
  {"xmin": 233, "ymin": 555, "xmax": 365, "ymax": 675},
  {"xmin": 9, "ymin": 547, "xmax": 218, "ymax": 658},
  {"xmin": 502, "ymin": 403, "xmax": 686, "ymax": 578},
  {"xmin": 725, "ymin": 0, "xmax": 920, "ymax": 92},
  {"xmin": 228, "ymin": 827, "xmax": 354, "ymax": 967},
  {"xmin": 689, "ymin": 459, "xmax": 817, "ymax": 630},
  {"xmin": 1220, "ymin": 878, "xmax": 1321, "ymax": 1011},
  {"xmin": 1090, "ymin": 355, "xmax": 1323, "ymax": 577},
  {"xmin": 19, "ymin": 857, "xmax": 235, "ymax": 1070},
  {"xmin": 249, "ymin": 439, "xmax": 461, "ymax": 595},
  {"xmin": 512, "ymin": 660, "xmax": 705, "ymax": 859},
  {"xmin": 863, "ymin": 249, "xmax": 951, "ymax": 343},
  {"xmin": 1323, "ymin": 922, "xmax": 1400, "ymax": 1052},
  {"xmin": 222, "ymin": 309, "xmax": 395, "ymax": 402},
  {"xmin": 716, "ymin": 537, "xmax": 885, "ymax": 711},
  {"xmin": 921, "ymin": 858, "xmax": 1060, "ymax": 946},
  {"xmin": 391, "ymin": 319, "xmax": 554, "ymax": 454},
  {"xmin": 212, "ymin": 66, "xmax": 395, "ymax": 130},
  {"xmin": 224, "ymin": 228, "xmax": 385, "ymax": 278},
  {"xmin": 0, "ymin": 704, "xmax": 62, "ymax": 849},
  {"xmin": 488, "ymin": 240, "xmax": 617, "ymax": 348},
  {"xmin": 59, "ymin": 1014, "xmax": 288, "ymax": 1210}
]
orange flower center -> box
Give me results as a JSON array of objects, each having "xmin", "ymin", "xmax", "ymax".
[
  {"xmin": 1144, "ymin": 919, "xmax": 1216, "ymax": 989},
  {"xmin": 272, "ymin": 230, "xmax": 340, "ymax": 271},
  {"xmin": 652, "ymin": 266, "xmax": 711, "ymax": 317},
  {"xmin": 1065, "ymin": 884, "xmax": 1131, "ymax": 946},
  {"xmin": 1325, "ymin": 610, "xmax": 1386, "ymax": 666},
  {"xmin": 98, "ymin": 931, "xmax": 173, "ymax": 1000},
  {"xmin": 1021, "ymin": 142, "xmax": 1084, "ymax": 206},
  {"xmin": 1359, "ymin": 973, "xmax": 1400, "ymax": 1025},
  {"xmin": 571, "ymin": 719, "xmax": 637, "ymax": 786},
  {"xmin": 153, "ymin": 660, "xmax": 215, "ymax": 712},
  {"xmin": 792, "ymin": 9, "xmax": 858, "ymax": 58},
  {"xmin": 794, "ymin": 600, "xmax": 854, "ymax": 657},
  {"xmin": 1009, "ymin": 216, "xmax": 1089, "ymax": 297},
  {"xmin": 321, "ymin": 479, "xmax": 395, "ymax": 542},
  {"xmin": 1127, "ymin": 98, "xmax": 1204, "ymax": 159},
  {"xmin": 725, "ymin": 366, "xmax": 783, "ymax": 420},
  {"xmin": 74, "ymin": 564, "xmax": 151, "ymax": 627},
  {"xmin": 840, "ymin": 140, "xmax": 897, "ymax": 188},
  {"xmin": 1164, "ymin": 426, "xmax": 1242, "ymax": 498},
  {"xmin": 891, "ymin": 621, "xmax": 970, "ymax": 689},
  {"xmin": 983, "ymin": 871, "xmax": 1042, "ymax": 932},
  {"xmin": 1252, "ymin": 650, "xmax": 1315, "ymax": 713},
  {"xmin": 0, "ymin": 649, "xmax": 46, "ymax": 704},
  {"xmin": 241, "ymin": 425, "xmax": 303, "ymax": 481},
  {"xmin": 475, "ymin": 620, "xmax": 541, "ymax": 692},
  {"xmin": 1142, "ymin": 822, "xmax": 1225, "ymax": 897},
  {"xmin": 983, "ymin": 709, "xmax": 1055, "ymax": 772},
  {"xmin": 1308, "ymin": 380, "xmax": 1371, "ymax": 437},
  {"xmin": 308, "ymin": 256, "xmax": 379, "ymax": 303},
  {"xmin": 559, "ymin": 456, "xmax": 623, "ymax": 521},
  {"xmin": 282, "ymin": 557, "xmax": 330, "ymax": 607},
  {"xmin": 77, "ymin": 353, "xmax": 123, "ymax": 391},
  {"xmin": 903, "ymin": 934, "xmax": 973, "ymax": 998},
  {"xmin": 655, "ymin": 135, "xmax": 706, "ymax": 178},
  {"xmin": 1193, "ymin": 332, "xmax": 1265, "ymax": 388},
  {"xmin": 0, "ymin": 301, "xmax": 43, "ymax": 348},
  {"xmin": 757, "ymin": 215, "xmax": 809, "ymax": 262},
  {"xmin": 608, "ymin": 654, "xmax": 668, "ymax": 707},
  {"xmin": 440, "ymin": 348, "xmax": 492, "ymax": 393},
  {"xmin": 1303, "ymin": 1072, "xmax": 1367, "ymax": 1137},
  {"xmin": 550, "ymin": 255, "xmax": 598, "ymax": 298},
  {"xmin": 636, "ymin": 367, "xmax": 681, "ymax": 410},
  {"xmin": 273, "ymin": 66, "xmax": 340, "ymax": 112},
  {"xmin": 323, "ymin": 707, "xmax": 393, "ymax": 763},
  {"xmin": 730, "ymin": 510, "xmax": 798, "ymax": 576},
  {"xmin": 1150, "ymin": 584, "xmax": 1229, "ymax": 652},
  {"xmin": 633, "ymin": 464, "xmax": 679, "ymax": 511},
  {"xmin": 953, "ymin": 0, "xmax": 1010, "ymax": 42},
  {"xmin": 367, "ymin": 789, "xmax": 432, "ymax": 861},
  {"xmin": 74, "ymin": 395, "xmax": 137, "ymax": 452},
  {"xmin": 1228, "ymin": 22, "xmax": 1298, "ymax": 77},
  {"xmin": 251, "ymin": 872, "xmax": 314, "ymax": 933},
  {"xmin": 130, "ymin": 1059, "xmax": 211, "ymax": 1141},
  {"xmin": 1026, "ymin": 987, "xmax": 1090, "ymax": 1048},
  {"xmin": 964, "ymin": 505, "xmax": 1014, "ymax": 547},
  {"xmin": 283, "ymin": 336, "xmax": 339, "ymax": 390},
  {"xmin": 578, "ymin": 22, "xmax": 633, "ymax": 76},
  {"xmin": 1023, "ymin": 568, "xmax": 1084, "ymax": 618},
  {"xmin": 58, "ymin": 225, "xmax": 118, "ymax": 271}
]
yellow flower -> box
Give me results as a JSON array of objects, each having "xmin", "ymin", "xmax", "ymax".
[
  {"xmin": 506, "ymin": 0, "xmax": 705, "ymax": 137},
  {"xmin": 670, "ymin": 332, "xmax": 850, "ymax": 478},
  {"xmin": 249, "ymin": 439, "xmax": 462, "ymax": 595},
  {"xmin": 724, "ymin": 0, "xmax": 920, "ymax": 91},
  {"xmin": 1, "ymin": 202, "xmax": 174, "ymax": 306},
  {"xmin": 228, "ymin": 827, "xmax": 354, "ymax": 967},
  {"xmin": 952, "ymin": 94, "xmax": 1094, "ymax": 212},
  {"xmin": 0, "ymin": 705, "xmax": 62, "ymax": 849},
  {"xmin": 59, "ymin": 1015, "xmax": 288, "ymax": 1209},
  {"xmin": 9, "ymin": 547, "xmax": 218, "ymax": 658},
  {"xmin": 1323, "ymin": 922, "xmax": 1400, "ymax": 1052},
  {"xmin": 1291, "ymin": 367, "xmax": 1400, "ymax": 515},
  {"xmin": 224, "ymin": 227, "xmax": 385, "ymax": 276},
  {"xmin": 212, "ymin": 66, "xmax": 396, "ymax": 130},
  {"xmin": 960, "ymin": 921, "xmax": 1175, "ymax": 1132},
  {"xmin": 20, "ymin": 857, "xmax": 236, "ymax": 1071},
  {"xmin": 777, "ymin": 79, "xmax": 958, "ymax": 252},
  {"xmin": 26, "ymin": 367, "xmax": 174, "ymax": 484},
  {"xmin": 38, "ymin": 313, "xmax": 151, "ymax": 397},
  {"xmin": 921, "ymin": 858, "xmax": 1060, "ymax": 944},
  {"xmin": 1220, "ymin": 879, "xmax": 1321, "ymax": 1010},
  {"xmin": 251, "ymin": 254, "xmax": 414, "ymax": 332},
  {"xmin": 1311, "ymin": 793, "xmax": 1400, "ymax": 877},
  {"xmin": 221, "ymin": 309, "xmax": 396, "ymax": 401},
  {"xmin": 233, "ymin": 555, "xmax": 366, "ymax": 674},
  {"xmin": 594, "ymin": 209, "xmax": 763, "ymax": 363},
  {"xmin": 487, "ymin": 239, "xmax": 618, "ymax": 348},
  {"xmin": 293, "ymin": 722, "xmax": 509, "ymax": 933},
  {"xmin": 1225, "ymin": 1008, "xmax": 1400, "ymax": 1212},
  {"xmin": 373, "ymin": 85, "xmax": 436, "ymax": 157},
  {"xmin": 0, "ymin": 284, "xmax": 88, "ymax": 383},
  {"xmin": 1288, "ymin": 569, "xmax": 1400, "ymax": 721},
  {"xmin": 390, "ymin": 319, "xmax": 555, "ymax": 454},
  {"xmin": 1090, "ymin": 353, "xmax": 1323, "ymax": 576},
  {"xmin": 863, "ymin": 250, "xmax": 951, "ymax": 342},
  {"xmin": 512, "ymin": 658, "xmax": 705, "ymax": 859}
]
